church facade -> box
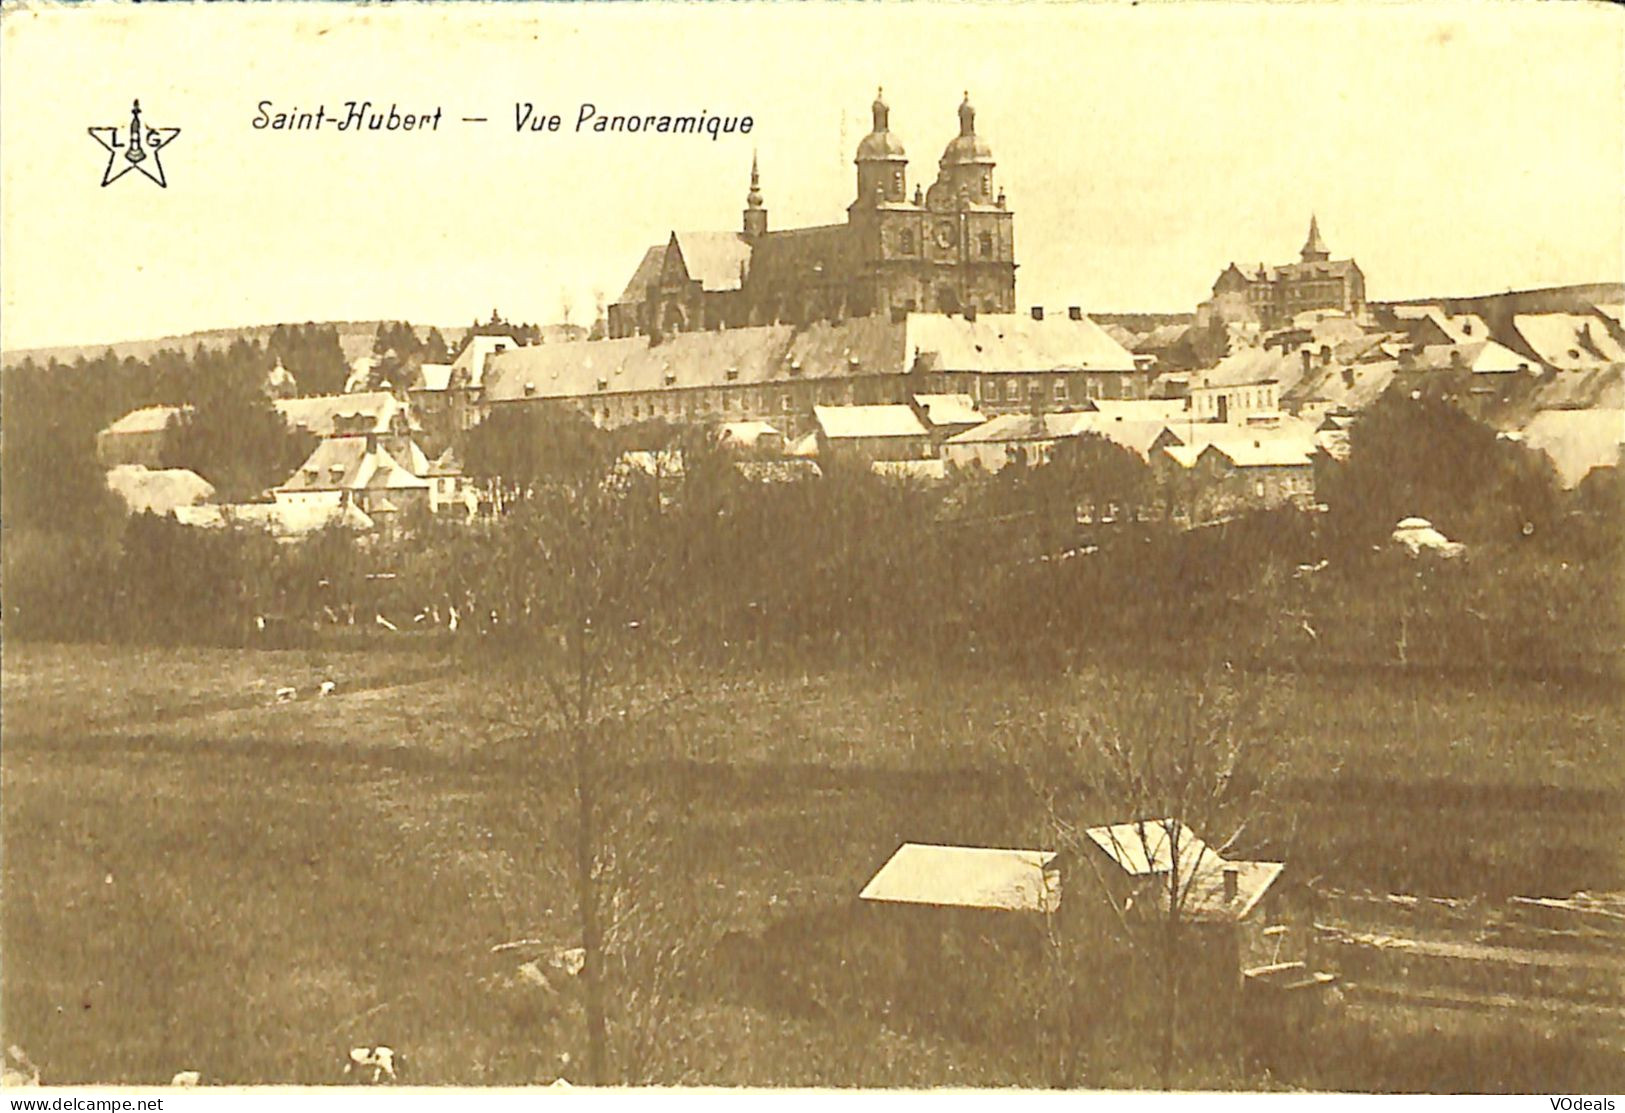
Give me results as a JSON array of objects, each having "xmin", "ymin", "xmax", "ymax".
[{"xmin": 607, "ymin": 91, "xmax": 1017, "ymax": 340}]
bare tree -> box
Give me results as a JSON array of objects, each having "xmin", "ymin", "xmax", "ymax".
[
  {"xmin": 463, "ymin": 432, "xmax": 688, "ymax": 1085},
  {"xmin": 1003, "ymin": 674, "xmax": 1287, "ymax": 1089}
]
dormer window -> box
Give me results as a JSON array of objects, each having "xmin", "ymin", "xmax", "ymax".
[
  {"xmin": 788, "ymin": 359, "xmax": 803, "ymax": 377},
  {"xmin": 725, "ymin": 367, "xmax": 740, "ymax": 382},
  {"xmin": 596, "ymin": 378, "xmax": 608, "ymax": 392},
  {"xmin": 304, "ymin": 469, "xmax": 317, "ymax": 483},
  {"xmin": 664, "ymin": 372, "xmax": 677, "ymax": 386},
  {"xmin": 524, "ymin": 382, "xmax": 536, "ymax": 396}
]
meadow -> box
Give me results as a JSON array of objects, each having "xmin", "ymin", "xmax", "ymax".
[{"xmin": 3, "ymin": 641, "xmax": 1621, "ymax": 1088}]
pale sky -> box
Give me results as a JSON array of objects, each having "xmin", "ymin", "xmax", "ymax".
[{"xmin": 2, "ymin": 0, "xmax": 1621, "ymax": 352}]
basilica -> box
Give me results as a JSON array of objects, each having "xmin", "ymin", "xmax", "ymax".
[{"xmin": 606, "ymin": 90, "xmax": 1018, "ymax": 340}]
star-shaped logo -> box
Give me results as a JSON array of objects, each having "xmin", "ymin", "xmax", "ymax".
[{"xmin": 89, "ymin": 99, "xmax": 180, "ymax": 188}]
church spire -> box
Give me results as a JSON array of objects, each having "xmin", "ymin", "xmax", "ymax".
[
  {"xmin": 1301, "ymin": 214, "xmax": 1329, "ymax": 262},
  {"xmin": 742, "ymin": 151, "xmax": 767, "ymax": 238},
  {"xmin": 958, "ymin": 90, "xmax": 975, "ymax": 136},
  {"xmin": 746, "ymin": 151, "xmax": 763, "ymax": 209}
]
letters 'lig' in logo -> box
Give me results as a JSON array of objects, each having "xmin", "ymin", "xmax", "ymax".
[{"xmin": 89, "ymin": 99, "xmax": 181, "ymax": 188}]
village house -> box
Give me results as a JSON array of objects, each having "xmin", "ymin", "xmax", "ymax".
[
  {"xmin": 813, "ymin": 404, "xmax": 932, "ymax": 463},
  {"xmin": 940, "ymin": 400, "xmax": 1184, "ymax": 475},
  {"xmin": 95, "ymin": 404, "xmax": 191, "ymax": 468},
  {"xmin": 940, "ymin": 411, "xmax": 1099, "ymax": 472},
  {"xmin": 848, "ymin": 824, "xmax": 1312, "ymax": 1032},
  {"xmin": 422, "ymin": 446, "xmax": 477, "ymax": 516},
  {"xmin": 1079, "ymin": 820, "xmax": 1313, "ymax": 998},
  {"xmin": 1152, "ymin": 421, "xmax": 1319, "ymax": 526},
  {"xmin": 273, "ymin": 433, "xmax": 431, "ymax": 521},
  {"xmin": 1187, "ymin": 370, "xmax": 1281, "ymax": 425}
]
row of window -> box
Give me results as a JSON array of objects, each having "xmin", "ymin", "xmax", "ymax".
[
  {"xmin": 1196, "ymin": 386, "xmax": 1276, "ymax": 414},
  {"xmin": 537, "ymin": 371, "xmax": 1130, "ymax": 427}
]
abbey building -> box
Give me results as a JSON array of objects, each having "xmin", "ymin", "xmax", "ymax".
[{"xmin": 607, "ymin": 91, "xmax": 1017, "ymax": 339}]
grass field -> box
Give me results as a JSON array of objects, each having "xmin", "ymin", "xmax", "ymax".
[{"xmin": 3, "ymin": 641, "xmax": 1622, "ymax": 1088}]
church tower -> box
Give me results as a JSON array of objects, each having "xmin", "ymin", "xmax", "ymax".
[
  {"xmin": 930, "ymin": 92, "xmax": 997, "ymax": 205},
  {"xmin": 920, "ymin": 92, "xmax": 1016, "ymax": 316},
  {"xmin": 742, "ymin": 152, "xmax": 767, "ymax": 240},
  {"xmin": 853, "ymin": 88, "xmax": 909, "ymax": 205}
]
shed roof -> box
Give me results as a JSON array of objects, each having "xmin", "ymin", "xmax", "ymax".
[
  {"xmin": 105, "ymin": 465, "xmax": 215, "ymax": 516},
  {"xmin": 1520, "ymin": 408, "xmax": 1625, "ymax": 488},
  {"xmin": 101, "ymin": 404, "xmax": 190, "ymax": 436},
  {"xmin": 912, "ymin": 393, "xmax": 984, "ymax": 427},
  {"xmin": 859, "ymin": 843, "xmax": 1061, "ymax": 913},
  {"xmin": 717, "ymin": 420, "xmax": 782, "ymax": 447},
  {"xmin": 906, "ymin": 312, "xmax": 1136, "ymax": 372},
  {"xmin": 1178, "ymin": 859, "xmax": 1286, "ymax": 924},
  {"xmin": 1084, "ymin": 819, "xmax": 1217, "ymax": 879},
  {"xmin": 274, "ymin": 390, "xmax": 410, "ymax": 437},
  {"xmin": 814, "ymin": 404, "xmax": 928, "ymax": 440},
  {"xmin": 1514, "ymin": 314, "xmax": 1625, "ymax": 369}
]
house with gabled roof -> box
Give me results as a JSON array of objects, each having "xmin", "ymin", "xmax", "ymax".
[{"xmin": 274, "ymin": 434, "xmax": 430, "ymax": 519}]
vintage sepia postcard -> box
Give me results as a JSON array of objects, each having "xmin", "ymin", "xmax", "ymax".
[{"xmin": 1, "ymin": 0, "xmax": 1622, "ymax": 1101}]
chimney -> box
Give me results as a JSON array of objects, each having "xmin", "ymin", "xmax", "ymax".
[
  {"xmin": 1300, "ymin": 349, "xmax": 1312, "ymax": 374},
  {"xmin": 365, "ymin": 432, "xmax": 378, "ymax": 454},
  {"xmin": 1222, "ymin": 865, "xmax": 1239, "ymax": 904},
  {"xmin": 965, "ymin": 306, "xmax": 977, "ymax": 322},
  {"xmin": 1069, "ymin": 306, "xmax": 1083, "ymax": 321},
  {"xmin": 1031, "ymin": 306, "xmax": 1045, "ymax": 321}
]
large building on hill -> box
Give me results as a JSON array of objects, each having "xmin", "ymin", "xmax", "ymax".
[
  {"xmin": 607, "ymin": 90, "xmax": 1017, "ymax": 340},
  {"xmin": 1201, "ymin": 217, "xmax": 1367, "ymax": 330},
  {"xmin": 482, "ymin": 311, "xmax": 1139, "ymax": 438}
]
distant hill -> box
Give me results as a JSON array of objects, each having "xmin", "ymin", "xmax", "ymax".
[
  {"xmin": 3, "ymin": 322, "xmax": 439, "ymax": 371},
  {"xmin": 2, "ymin": 321, "xmax": 590, "ymax": 371},
  {"xmin": 1373, "ymin": 282, "xmax": 1624, "ymax": 344}
]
